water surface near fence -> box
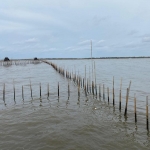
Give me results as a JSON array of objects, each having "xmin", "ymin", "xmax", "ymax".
[{"xmin": 0, "ymin": 59, "xmax": 150, "ymax": 150}]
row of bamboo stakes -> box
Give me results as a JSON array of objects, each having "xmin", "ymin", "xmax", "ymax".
[
  {"xmin": 0, "ymin": 60, "xmax": 41, "ymax": 66},
  {"xmin": 43, "ymin": 60, "xmax": 149, "ymax": 131},
  {"xmin": 1, "ymin": 60, "xmax": 149, "ymax": 131}
]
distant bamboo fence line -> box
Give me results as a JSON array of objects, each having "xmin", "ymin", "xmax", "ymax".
[
  {"xmin": 0, "ymin": 59, "xmax": 41, "ymax": 66},
  {"xmin": 42, "ymin": 60, "xmax": 150, "ymax": 132}
]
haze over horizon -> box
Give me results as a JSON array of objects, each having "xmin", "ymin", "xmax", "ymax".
[{"xmin": 0, "ymin": 0, "xmax": 150, "ymax": 59}]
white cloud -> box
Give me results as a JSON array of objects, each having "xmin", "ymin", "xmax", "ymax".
[
  {"xmin": 95, "ymin": 40, "xmax": 105, "ymax": 47},
  {"xmin": 78, "ymin": 40, "xmax": 92, "ymax": 46},
  {"xmin": 12, "ymin": 38, "xmax": 39, "ymax": 45},
  {"xmin": 0, "ymin": 19, "xmax": 30, "ymax": 32}
]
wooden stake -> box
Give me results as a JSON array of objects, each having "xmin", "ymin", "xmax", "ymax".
[
  {"xmin": 124, "ymin": 88, "xmax": 129, "ymax": 117},
  {"xmin": 85, "ymin": 65, "xmax": 86, "ymax": 90},
  {"xmin": 95, "ymin": 85, "xmax": 97, "ymax": 98},
  {"xmin": 119, "ymin": 78, "xmax": 122, "ymax": 111},
  {"xmin": 22, "ymin": 85, "xmax": 24, "ymax": 100},
  {"xmin": 3, "ymin": 83, "xmax": 5, "ymax": 101},
  {"xmin": 68, "ymin": 82, "xmax": 70, "ymax": 97},
  {"xmin": 103, "ymin": 84, "xmax": 105, "ymax": 100},
  {"xmin": 107, "ymin": 87, "xmax": 109, "ymax": 103},
  {"xmin": 87, "ymin": 79, "xmax": 88, "ymax": 93},
  {"xmin": 40, "ymin": 83, "xmax": 41, "ymax": 97},
  {"xmin": 47, "ymin": 83, "xmax": 49, "ymax": 97},
  {"xmin": 13, "ymin": 80, "xmax": 15, "ymax": 100},
  {"xmin": 99, "ymin": 84, "xmax": 101, "ymax": 99},
  {"xmin": 92, "ymin": 81, "xmax": 94, "ymax": 95},
  {"xmin": 29, "ymin": 80, "xmax": 32, "ymax": 98},
  {"xmin": 78, "ymin": 84, "xmax": 80, "ymax": 97},
  {"xmin": 113, "ymin": 76, "xmax": 115, "ymax": 106},
  {"xmin": 146, "ymin": 96, "xmax": 149, "ymax": 131},
  {"xmin": 134, "ymin": 94, "xmax": 137, "ymax": 123},
  {"xmin": 85, "ymin": 83, "xmax": 87, "ymax": 97},
  {"xmin": 58, "ymin": 82, "xmax": 59, "ymax": 97}
]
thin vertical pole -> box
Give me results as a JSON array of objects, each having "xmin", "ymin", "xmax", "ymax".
[
  {"xmin": 47, "ymin": 83, "xmax": 49, "ymax": 97},
  {"xmin": 146, "ymin": 96, "xmax": 149, "ymax": 131},
  {"xmin": 85, "ymin": 83, "xmax": 87, "ymax": 97},
  {"xmin": 119, "ymin": 78, "xmax": 122, "ymax": 111},
  {"xmin": 58, "ymin": 82, "xmax": 59, "ymax": 97},
  {"xmin": 113, "ymin": 76, "xmax": 115, "ymax": 106},
  {"xmin": 107, "ymin": 87, "xmax": 109, "ymax": 103},
  {"xmin": 85, "ymin": 65, "xmax": 86, "ymax": 90},
  {"xmin": 13, "ymin": 80, "xmax": 15, "ymax": 100},
  {"xmin": 94, "ymin": 61, "xmax": 96, "ymax": 90},
  {"xmin": 30, "ymin": 80, "xmax": 32, "ymax": 98},
  {"xmin": 95, "ymin": 85, "xmax": 97, "ymax": 98},
  {"xmin": 92, "ymin": 81, "xmax": 94, "ymax": 95},
  {"xmin": 99, "ymin": 84, "xmax": 101, "ymax": 99},
  {"xmin": 68, "ymin": 82, "xmax": 70, "ymax": 97},
  {"xmin": 78, "ymin": 84, "xmax": 80, "ymax": 97},
  {"xmin": 103, "ymin": 84, "xmax": 105, "ymax": 100},
  {"xmin": 40, "ymin": 83, "xmax": 41, "ymax": 97},
  {"xmin": 3, "ymin": 83, "xmax": 5, "ymax": 101},
  {"xmin": 87, "ymin": 79, "xmax": 88, "ymax": 93},
  {"xmin": 134, "ymin": 94, "xmax": 137, "ymax": 123},
  {"xmin": 89, "ymin": 66, "xmax": 91, "ymax": 93},
  {"xmin": 22, "ymin": 85, "xmax": 24, "ymax": 100},
  {"xmin": 124, "ymin": 88, "xmax": 129, "ymax": 117}
]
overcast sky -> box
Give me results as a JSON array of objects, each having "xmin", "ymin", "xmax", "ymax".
[{"xmin": 0, "ymin": 0, "xmax": 150, "ymax": 58}]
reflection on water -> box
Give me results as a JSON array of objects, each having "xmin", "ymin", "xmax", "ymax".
[{"xmin": 0, "ymin": 59, "xmax": 150, "ymax": 150}]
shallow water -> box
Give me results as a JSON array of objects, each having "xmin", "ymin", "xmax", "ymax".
[{"xmin": 0, "ymin": 59, "xmax": 150, "ymax": 150}]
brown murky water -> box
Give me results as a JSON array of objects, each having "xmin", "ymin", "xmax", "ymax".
[{"xmin": 0, "ymin": 59, "xmax": 150, "ymax": 150}]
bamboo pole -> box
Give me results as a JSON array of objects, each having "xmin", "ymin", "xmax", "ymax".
[
  {"xmin": 22, "ymin": 85, "xmax": 24, "ymax": 100},
  {"xmin": 29, "ymin": 80, "xmax": 32, "ymax": 98},
  {"xmin": 95, "ymin": 85, "xmax": 97, "ymax": 98},
  {"xmin": 146, "ymin": 96, "xmax": 149, "ymax": 131},
  {"xmin": 87, "ymin": 79, "xmax": 88, "ymax": 93},
  {"xmin": 119, "ymin": 78, "xmax": 122, "ymax": 111},
  {"xmin": 113, "ymin": 76, "xmax": 115, "ymax": 106},
  {"xmin": 99, "ymin": 84, "xmax": 101, "ymax": 99},
  {"xmin": 3, "ymin": 83, "xmax": 5, "ymax": 101},
  {"xmin": 124, "ymin": 88, "xmax": 129, "ymax": 117},
  {"xmin": 107, "ymin": 87, "xmax": 109, "ymax": 103},
  {"xmin": 89, "ymin": 66, "xmax": 91, "ymax": 93},
  {"xmin": 78, "ymin": 83, "xmax": 80, "ymax": 97},
  {"xmin": 47, "ymin": 83, "xmax": 49, "ymax": 97},
  {"xmin": 94, "ymin": 61, "xmax": 97, "ymax": 96},
  {"xmin": 83, "ymin": 78, "xmax": 84, "ymax": 89},
  {"xmin": 103, "ymin": 84, "xmax": 105, "ymax": 100},
  {"xmin": 134, "ymin": 94, "xmax": 137, "ymax": 123},
  {"xmin": 68, "ymin": 82, "xmax": 70, "ymax": 97},
  {"xmin": 92, "ymin": 81, "xmax": 94, "ymax": 95},
  {"xmin": 40, "ymin": 83, "xmax": 41, "ymax": 97},
  {"xmin": 85, "ymin": 83, "xmax": 87, "ymax": 97},
  {"xmin": 85, "ymin": 65, "xmax": 86, "ymax": 90},
  {"xmin": 58, "ymin": 82, "xmax": 59, "ymax": 97},
  {"xmin": 13, "ymin": 80, "xmax": 15, "ymax": 100}
]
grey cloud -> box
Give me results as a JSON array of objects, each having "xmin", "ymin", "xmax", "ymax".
[
  {"xmin": 123, "ymin": 42, "xmax": 138, "ymax": 49},
  {"xmin": 128, "ymin": 30, "xmax": 138, "ymax": 36},
  {"xmin": 93, "ymin": 15, "xmax": 109, "ymax": 26},
  {"xmin": 142, "ymin": 37, "xmax": 150, "ymax": 42}
]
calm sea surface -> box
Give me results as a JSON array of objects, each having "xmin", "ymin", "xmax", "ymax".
[{"xmin": 0, "ymin": 59, "xmax": 150, "ymax": 150}]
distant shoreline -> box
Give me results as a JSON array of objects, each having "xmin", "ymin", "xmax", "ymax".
[
  {"xmin": 43, "ymin": 57, "xmax": 150, "ymax": 60},
  {"xmin": 1, "ymin": 57, "xmax": 150, "ymax": 61}
]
